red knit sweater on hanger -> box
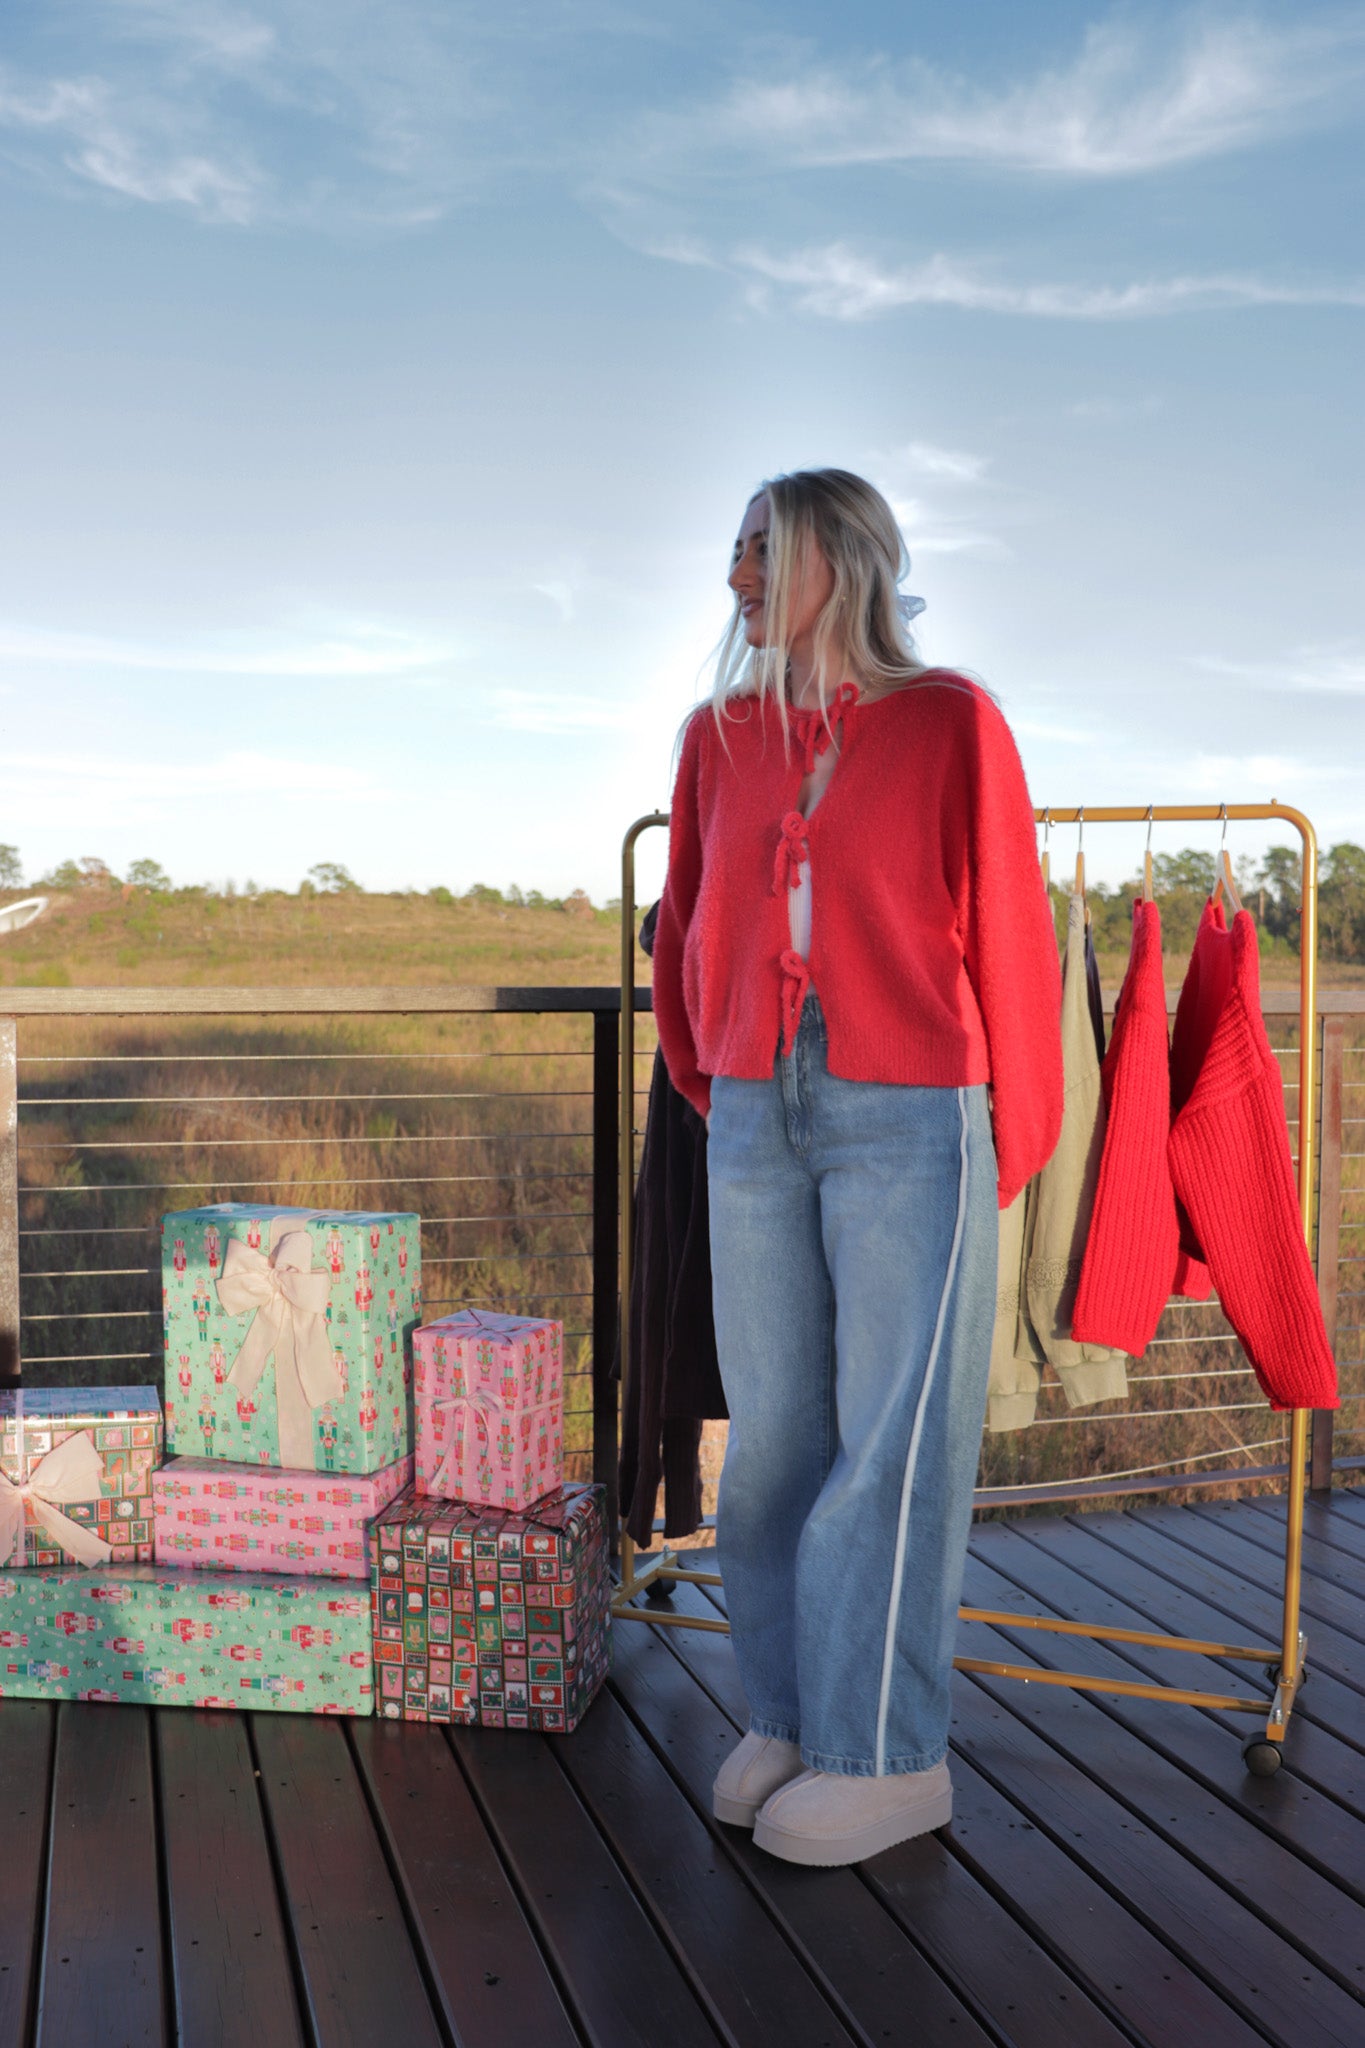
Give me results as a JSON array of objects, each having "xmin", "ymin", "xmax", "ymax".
[
  {"xmin": 1071, "ymin": 899, "xmax": 1181, "ymax": 1356},
  {"xmin": 652, "ymin": 675, "xmax": 1064, "ymax": 1209},
  {"xmin": 1076, "ymin": 898, "xmax": 1337, "ymax": 1411}
]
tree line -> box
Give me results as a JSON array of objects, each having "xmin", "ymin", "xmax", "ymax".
[
  {"xmin": 6, "ymin": 841, "xmax": 1364, "ymax": 959},
  {"xmin": 0, "ymin": 849, "xmax": 605, "ymax": 918},
  {"xmin": 1054, "ymin": 844, "xmax": 1365, "ymax": 962}
]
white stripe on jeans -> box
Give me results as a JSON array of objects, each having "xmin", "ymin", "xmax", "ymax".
[{"xmin": 873, "ymin": 1087, "xmax": 970, "ymax": 1776}]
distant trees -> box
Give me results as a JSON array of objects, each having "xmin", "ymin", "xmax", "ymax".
[
  {"xmin": 126, "ymin": 859, "xmax": 173, "ymax": 891},
  {"xmin": 306, "ymin": 862, "xmax": 360, "ymax": 894},
  {"xmin": 1055, "ymin": 842, "xmax": 1365, "ymax": 964},
  {"xmin": 41, "ymin": 855, "xmax": 116, "ymax": 890},
  {"xmin": 0, "ymin": 844, "xmax": 21, "ymax": 890}
]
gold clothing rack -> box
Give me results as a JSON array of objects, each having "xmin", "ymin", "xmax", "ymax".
[{"xmin": 612, "ymin": 801, "xmax": 1323, "ymax": 1773}]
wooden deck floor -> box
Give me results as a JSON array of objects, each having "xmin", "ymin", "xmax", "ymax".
[{"xmin": 4, "ymin": 1491, "xmax": 1365, "ymax": 2048}]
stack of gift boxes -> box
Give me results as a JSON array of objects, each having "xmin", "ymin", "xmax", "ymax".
[{"xmin": 0, "ymin": 1205, "xmax": 610, "ymax": 1730}]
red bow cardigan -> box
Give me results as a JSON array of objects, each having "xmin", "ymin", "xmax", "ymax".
[
  {"xmin": 652, "ymin": 676, "xmax": 1064, "ymax": 1210},
  {"xmin": 1073, "ymin": 899, "xmax": 1337, "ymax": 1412}
]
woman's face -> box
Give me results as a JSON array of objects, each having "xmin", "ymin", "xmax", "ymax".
[{"xmin": 728, "ymin": 493, "xmax": 834, "ymax": 649}]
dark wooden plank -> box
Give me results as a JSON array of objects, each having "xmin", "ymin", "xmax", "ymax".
[
  {"xmin": 1063, "ymin": 1505, "xmax": 1365, "ymax": 1745},
  {"xmin": 1091, "ymin": 1510, "xmax": 1365, "ymax": 1710},
  {"xmin": 155, "ymin": 1712, "xmax": 304, "ymax": 2048},
  {"xmin": 1329, "ymin": 1488, "xmax": 1365, "ymax": 1529},
  {"xmin": 350, "ymin": 1719, "xmax": 578, "ymax": 2048},
  {"xmin": 252, "ymin": 1713, "xmax": 442, "ymax": 2048},
  {"xmin": 0, "ymin": 1704, "xmax": 54, "ymax": 2048},
  {"xmin": 957, "ymin": 1553, "xmax": 1365, "ymax": 2024},
  {"xmin": 996, "ymin": 1512, "xmax": 1365, "ymax": 1824},
  {"xmin": 949, "ymin": 1663, "xmax": 1365, "ymax": 2048},
  {"xmin": 1228, "ymin": 1496, "xmax": 1365, "ymax": 1592},
  {"xmin": 1244, "ymin": 1493, "xmax": 1365, "ymax": 1565},
  {"xmin": 454, "ymin": 1723, "xmax": 723, "ymax": 2048},
  {"xmin": 1149, "ymin": 1500, "xmax": 1365, "ymax": 1650},
  {"xmin": 947, "ymin": 1744, "xmax": 1267, "ymax": 2048},
  {"xmin": 557, "ymin": 1681, "xmax": 864, "ymax": 2048},
  {"xmin": 619, "ymin": 1580, "xmax": 1116, "ymax": 2048},
  {"xmin": 37, "ymin": 1703, "xmax": 165, "ymax": 2048},
  {"xmin": 970, "ymin": 1521, "xmax": 1365, "ymax": 1896}
]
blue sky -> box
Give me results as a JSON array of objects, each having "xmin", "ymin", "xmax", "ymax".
[{"xmin": 0, "ymin": 0, "xmax": 1361, "ymax": 905}]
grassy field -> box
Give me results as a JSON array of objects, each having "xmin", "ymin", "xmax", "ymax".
[
  {"xmin": 4, "ymin": 881, "xmax": 1361, "ymax": 1515},
  {"xmin": 0, "ymin": 881, "xmax": 625, "ymax": 989}
]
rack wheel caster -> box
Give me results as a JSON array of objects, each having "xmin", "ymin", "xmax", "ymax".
[
  {"xmin": 645, "ymin": 1577, "xmax": 675, "ymax": 1606},
  {"xmin": 1243, "ymin": 1740, "xmax": 1283, "ymax": 1778}
]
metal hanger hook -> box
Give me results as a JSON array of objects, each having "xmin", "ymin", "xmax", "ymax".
[
  {"xmin": 1219, "ymin": 802, "xmax": 1229, "ymax": 850},
  {"xmin": 1076, "ymin": 805, "xmax": 1084, "ymax": 854}
]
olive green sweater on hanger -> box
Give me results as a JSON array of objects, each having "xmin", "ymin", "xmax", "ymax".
[{"xmin": 988, "ymin": 892, "xmax": 1130, "ymax": 1432}]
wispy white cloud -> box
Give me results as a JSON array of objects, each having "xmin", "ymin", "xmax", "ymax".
[
  {"xmin": 1013, "ymin": 718, "xmax": 1099, "ymax": 747},
  {"xmin": 893, "ymin": 442, "xmax": 990, "ymax": 484},
  {"xmin": 0, "ymin": 747, "xmax": 383, "ymax": 798},
  {"xmin": 729, "ymin": 244, "xmax": 1365, "ymax": 322},
  {"xmin": 633, "ymin": 16, "xmax": 1365, "ymax": 181},
  {"xmin": 1193, "ymin": 650, "xmax": 1365, "ymax": 696},
  {"xmin": 0, "ymin": 618, "xmax": 463, "ymax": 678},
  {"xmin": 484, "ymin": 688, "xmax": 649, "ymax": 734}
]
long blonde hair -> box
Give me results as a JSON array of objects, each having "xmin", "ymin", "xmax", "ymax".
[{"xmin": 710, "ymin": 468, "xmax": 926, "ymax": 742}]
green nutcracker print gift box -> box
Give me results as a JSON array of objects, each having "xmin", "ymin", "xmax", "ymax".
[
  {"xmin": 0, "ymin": 1566, "xmax": 373, "ymax": 1714},
  {"xmin": 162, "ymin": 1206, "xmax": 421, "ymax": 1477}
]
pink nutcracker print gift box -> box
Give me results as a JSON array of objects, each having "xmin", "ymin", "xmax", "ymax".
[
  {"xmin": 414, "ymin": 1309, "xmax": 563, "ymax": 1511},
  {"xmin": 162, "ymin": 1205, "xmax": 421, "ymax": 1477},
  {"xmin": 153, "ymin": 1453, "xmax": 414, "ymax": 1579},
  {"xmin": 1, "ymin": 1387, "xmax": 162, "ymax": 1570}
]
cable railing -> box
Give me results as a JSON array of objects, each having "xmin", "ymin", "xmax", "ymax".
[
  {"xmin": 0, "ymin": 987, "xmax": 633, "ymax": 1524},
  {"xmin": 0, "ymin": 982, "xmax": 1360, "ymax": 1528}
]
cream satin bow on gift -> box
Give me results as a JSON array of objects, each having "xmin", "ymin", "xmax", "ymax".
[
  {"xmin": 0, "ymin": 1414, "xmax": 114, "ymax": 1568},
  {"xmin": 430, "ymin": 1390, "xmax": 504, "ymax": 1499},
  {"xmin": 216, "ymin": 1219, "xmax": 340, "ymax": 1470}
]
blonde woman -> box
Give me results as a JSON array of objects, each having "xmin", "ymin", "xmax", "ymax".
[{"xmin": 652, "ymin": 468, "xmax": 1062, "ymax": 1865}]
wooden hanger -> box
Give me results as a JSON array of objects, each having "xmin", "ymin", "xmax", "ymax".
[
  {"xmin": 1074, "ymin": 808, "xmax": 1090, "ymax": 923},
  {"xmin": 1040, "ymin": 808, "xmax": 1051, "ymax": 891},
  {"xmin": 1142, "ymin": 806, "xmax": 1155, "ymax": 903},
  {"xmin": 1212, "ymin": 806, "xmax": 1244, "ymax": 914}
]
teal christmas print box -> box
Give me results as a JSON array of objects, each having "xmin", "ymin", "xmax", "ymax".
[{"xmin": 162, "ymin": 1206, "xmax": 421, "ymax": 1476}]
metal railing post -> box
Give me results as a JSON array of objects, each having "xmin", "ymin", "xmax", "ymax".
[
  {"xmin": 0, "ymin": 1017, "xmax": 17, "ymax": 1384},
  {"xmin": 591, "ymin": 1006, "xmax": 621, "ymax": 1536}
]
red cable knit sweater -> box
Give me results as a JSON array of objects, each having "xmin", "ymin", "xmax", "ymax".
[
  {"xmin": 652, "ymin": 676, "xmax": 1064, "ymax": 1209},
  {"xmin": 1075, "ymin": 898, "xmax": 1337, "ymax": 1411},
  {"xmin": 1071, "ymin": 900, "xmax": 1182, "ymax": 1357}
]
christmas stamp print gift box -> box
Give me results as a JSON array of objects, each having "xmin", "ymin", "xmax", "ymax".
[
  {"xmin": 162, "ymin": 1205, "xmax": 420, "ymax": 1476},
  {"xmin": 370, "ymin": 1481, "xmax": 609, "ymax": 1730},
  {"xmin": 414, "ymin": 1309, "xmax": 563, "ymax": 1511},
  {"xmin": 154, "ymin": 1453, "xmax": 414, "ymax": 1578},
  {"xmin": 0, "ymin": 1388, "xmax": 162, "ymax": 1569},
  {"xmin": 0, "ymin": 1565, "xmax": 373, "ymax": 1713}
]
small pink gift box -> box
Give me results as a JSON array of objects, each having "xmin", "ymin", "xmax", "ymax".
[
  {"xmin": 414, "ymin": 1310, "xmax": 562, "ymax": 1510},
  {"xmin": 153, "ymin": 1453, "xmax": 413, "ymax": 1578}
]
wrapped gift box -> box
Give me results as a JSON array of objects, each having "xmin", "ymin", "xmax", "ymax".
[
  {"xmin": 0, "ymin": 1564, "xmax": 373, "ymax": 1712},
  {"xmin": 0, "ymin": 1388, "xmax": 162, "ymax": 1569},
  {"xmin": 370, "ymin": 1481, "xmax": 609, "ymax": 1730},
  {"xmin": 414, "ymin": 1310, "xmax": 562, "ymax": 1510},
  {"xmin": 154, "ymin": 1453, "xmax": 414, "ymax": 1579},
  {"xmin": 162, "ymin": 1205, "xmax": 421, "ymax": 1476}
]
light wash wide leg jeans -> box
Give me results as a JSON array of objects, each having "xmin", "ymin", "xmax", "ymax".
[{"xmin": 706, "ymin": 995, "xmax": 998, "ymax": 1777}]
